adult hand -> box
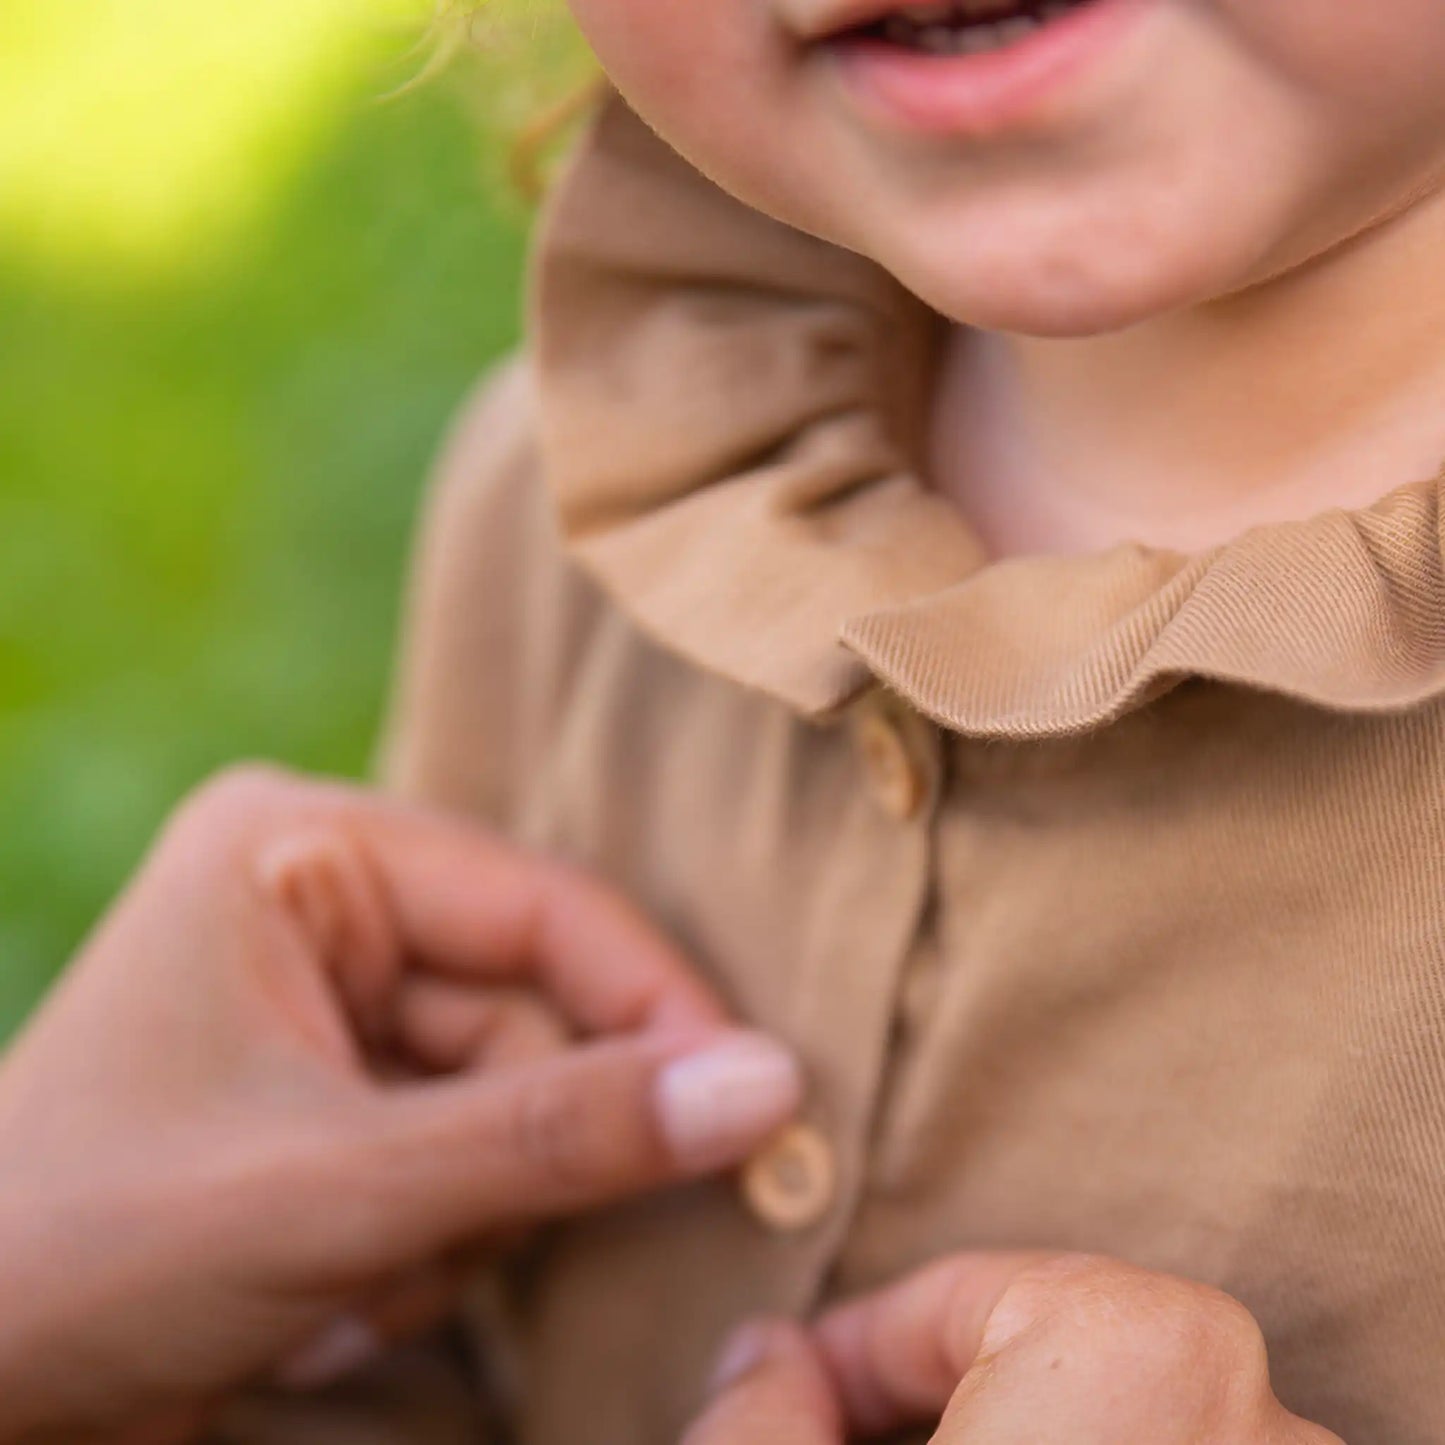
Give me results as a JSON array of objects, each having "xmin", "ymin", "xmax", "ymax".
[
  {"xmin": 0, "ymin": 766, "xmax": 802, "ymax": 1441},
  {"xmin": 686, "ymin": 1253, "xmax": 1343, "ymax": 1444}
]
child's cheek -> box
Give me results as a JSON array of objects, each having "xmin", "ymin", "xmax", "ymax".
[
  {"xmin": 1224, "ymin": 0, "xmax": 1445, "ymax": 107},
  {"xmin": 564, "ymin": 0, "xmax": 776, "ymax": 132},
  {"xmin": 567, "ymin": 0, "xmax": 720, "ymax": 96}
]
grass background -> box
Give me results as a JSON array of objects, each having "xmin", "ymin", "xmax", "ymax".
[{"xmin": 0, "ymin": 0, "xmax": 583, "ymax": 1037}]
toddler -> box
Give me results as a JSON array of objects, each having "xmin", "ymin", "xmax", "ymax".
[{"xmin": 381, "ymin": 1, "xmax": 1445, "ymax": 1441}]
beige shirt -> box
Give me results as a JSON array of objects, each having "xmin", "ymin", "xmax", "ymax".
[{"xmin": 381, "ymin": 95, "xmax": 1445, "ymax": 1445}]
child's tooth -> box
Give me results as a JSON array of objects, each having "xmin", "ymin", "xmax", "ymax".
[
  {"xmin": 958, "ymin": 22, "xmax": 998, "ymax": 51},
  {"xmin": 878, "ymin": 0, "xmax": 1060, "ymax": 55},
  {"xmin": 917, "ymin": 23, "xmax": 957, "ymax": 52},
  {"xmin": 995, "ymin": 14, "xmax": 1038, "ymax": 43}
]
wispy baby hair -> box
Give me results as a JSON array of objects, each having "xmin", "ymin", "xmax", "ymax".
[{"xmin": 427, "ymin": 0, "xmax": 601, "ymax": 198}]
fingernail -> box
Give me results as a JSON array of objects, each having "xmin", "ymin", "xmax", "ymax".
[
  {"xmin": 709, "ymin": 1322, "xmax": 779, "ymax": 1394},
  {"xmin": 654, "ymin": 1032, "xmax": 803, "ymax": 1170},
  {"xmin": 277, "ymin": 1315, "xmax": 383, "ymax": 1390}
]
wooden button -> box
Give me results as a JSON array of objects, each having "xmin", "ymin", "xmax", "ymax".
[
  {"xmin": 852, "ymin": 704, "xmax": 927, "ymax": 821},
  {"xmin": 740, "ymin": 1123, "xmax": 837, "ymax": 1233}
]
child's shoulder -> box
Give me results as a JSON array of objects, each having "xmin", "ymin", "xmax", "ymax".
[
  {"xmin": 404, "ymin": 351, "xmax": 588, "ymax": 666},
  {"xmin": 426, "ymin": 353, "xmax": 542, "ymax": 532},
  {"xmin": 382, "ymin": 352, "xmax": 611, "ymax": 809}
]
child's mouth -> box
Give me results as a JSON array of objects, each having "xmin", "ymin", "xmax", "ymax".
[
  {"xmin": 853, "ymin": 0, "xmax": 1097, "ymax": 58},
  {"xmin": 812, "ymin": 0, "xmax": 1147, "ymax": 136}
]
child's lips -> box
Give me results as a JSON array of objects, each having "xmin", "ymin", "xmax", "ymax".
[{"xmin": 806, "ymin": 0, "xmax": 1154, "ymax": 137}]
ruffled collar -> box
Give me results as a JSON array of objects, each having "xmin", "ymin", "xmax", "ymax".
[{"xmin": 529, "ymin": 94, "xmax": 1445, "ymax": 738}]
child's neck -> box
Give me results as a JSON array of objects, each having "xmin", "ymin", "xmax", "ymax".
[{"xmin": 929, "ymin": 188, "xmax": 1445, "ymax": 558}]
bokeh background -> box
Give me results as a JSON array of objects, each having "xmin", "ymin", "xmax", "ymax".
[{"xmin": 0, "ymin": 0, "xmax": 588, "ymax": 1037}]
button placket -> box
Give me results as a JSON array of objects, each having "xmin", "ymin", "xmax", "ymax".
[
  {"xmin": 728, "ymin": 690, "xmax": 943, "ymax": 1320},
  {"xmin": 736, "ymin": 692, "xmax": 942, "ymax": 1238}
]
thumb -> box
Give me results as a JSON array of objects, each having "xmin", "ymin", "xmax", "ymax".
[
  {"xmin": 814, "ymin": 1252, "xmax": 1056, "ymax": 1433},
  {"xmin": 683, "ymin": 1322, "xmax": 843, "ymax": 1445},
  {"xmin": 364, "ymin": 1029, "xmax": 803, "ymax": 1255}
]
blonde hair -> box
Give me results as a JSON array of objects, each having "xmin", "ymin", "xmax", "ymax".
[{"xmin": 424, "ymin": 0, "xmax": 602, "ymax": 199}]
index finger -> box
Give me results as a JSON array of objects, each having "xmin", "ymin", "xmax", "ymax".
[
  {"xmin": 814, "ymin": 1252, "xmax": 1056, "ymax": 1434},
  {"xmin": 277, "ymin": 779, "xmax": 727, "ymax": 1038},
  {"xmin": 683, "ymin": 1323, "xmax": 843, "ymax": 1445}
]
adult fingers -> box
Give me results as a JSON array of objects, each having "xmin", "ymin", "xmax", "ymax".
[
  {"xmin": 683, "ymin": 1323, "xmax": 842, "ymax": 1445},
  {"xmin": 814, "ymin": 1253, "xmax": 1341, "ymax": 1445},
  {"xmin": 813, "ymin": 1252, "xmax": 1056, "ymax": 1434},
  {"xmin": 255, "ymin": 822, "xmax": 402, "ymax": 1049},
  {"xmin": 355, "ymin": 1260, "xmax": 463, "ymax": 1357},
  {"xmin": 391, "ymin": 979, "xmax": 570, "ymax": 1075},
  {"xmin": 358, "ymin": 1029, "xmax": 803, "ymax": 1259},
  {"xmin": 171, "ymin": 768, "xmax": 725, "ymax": 1043},
  {"xmin": 277, "ymin": 1261, "xmax": 463, "ymax": 1390},
  {"xmin": 260, "ymin": 779, "xmax": 728, "ymax": 1037}
]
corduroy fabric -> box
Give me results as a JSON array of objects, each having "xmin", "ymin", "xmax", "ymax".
[{"xmin": 377, "ymin": 95, "xmax": 1445, "ymax": 1445}]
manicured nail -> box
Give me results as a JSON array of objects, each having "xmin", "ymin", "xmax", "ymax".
[
  {"xmin": 277, "ymin": 1315, "xmax": 383, "ymax": 1390},
  {"xmin": 654, "ymin": 1032, "xmax": 803, "ymax": 1169},
  {"xmin": 709, "ymin": 1321, "xmax": 783, "ymax": 1394}
]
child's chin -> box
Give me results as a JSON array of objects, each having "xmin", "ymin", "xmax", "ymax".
[
  {"xmin": 904, "ymin": 257, "xmax": 1215, "ymax": 338},
  {"xmin": 888, "ymin": 231, "xmax": 1244, "ymax": 338}
]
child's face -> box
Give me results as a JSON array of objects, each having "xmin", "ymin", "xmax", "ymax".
[{"xmin": 564, "ymin": 0, "xmax": 1445, "ymax": 334}]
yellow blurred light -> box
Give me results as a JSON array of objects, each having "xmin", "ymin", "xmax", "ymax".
[{"xmin": 0, "ymin": 0, "xmax": 432, "ymax": 277}]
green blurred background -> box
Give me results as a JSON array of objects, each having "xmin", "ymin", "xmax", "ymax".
[{"xmin": 0, "ymin": 0, "xmax": 586, "ymax": 1037}]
